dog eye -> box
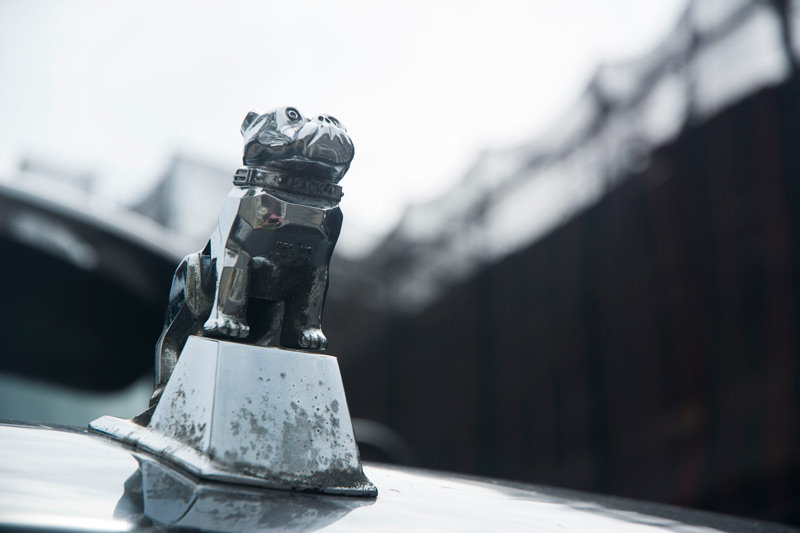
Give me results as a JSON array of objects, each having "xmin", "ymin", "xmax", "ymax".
[{"xmin": 285, "ymin": 108, "xmax": 301, "ymax": 121}]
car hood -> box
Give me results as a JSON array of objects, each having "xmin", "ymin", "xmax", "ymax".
[{"xmin": 0, "ymin": 422, "xmax": 794, "ymax": 533}]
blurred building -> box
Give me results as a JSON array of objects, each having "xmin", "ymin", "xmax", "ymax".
[{"xmin": 132, "ymin": 154, "xmax": 230, "ymax": 247}]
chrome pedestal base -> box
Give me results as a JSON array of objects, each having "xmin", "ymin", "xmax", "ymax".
[{"xmin": 90, "ymin": 336, "xmax": 376, "ymax": 497}]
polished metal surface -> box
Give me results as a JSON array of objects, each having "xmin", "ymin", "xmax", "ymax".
[
  {"xmin": 154, "ymin": 107, "xmax": 352, "ymax": 399},
  {"xmin": 122, "ymin": 455, "xmax": 373, "ymax": 532},
  {"xmin": 89, "ymin": 108, "xmax": 374, "ymax": 497},
  {"xmin": 92, "ymin": 337, "xmax": 375, "ymax": 496},
  {"xmin": 3, "ymin": 423, "xmax": 797, "ymax": 533},
  {"xmin": 240, "ymin": 107, "xmax": 353, "ymax": 184}
]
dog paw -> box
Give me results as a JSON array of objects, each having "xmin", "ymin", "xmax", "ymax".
[
  {"xmin": 203, "ymin": 314, "xmax": 250, "ymax": 338},
  {"xmin": 298, "ymin": 329, "xmax": 328, "ymax": 350}
]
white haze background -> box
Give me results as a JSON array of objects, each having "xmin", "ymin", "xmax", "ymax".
[{"xmin": 0, "ymin": 0, "xmax": 687, "ymax": 256}]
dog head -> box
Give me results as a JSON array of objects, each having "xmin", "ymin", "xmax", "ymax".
[{"xmin": 241, "ymin": 107, "xmax": 354, "ymax": 183}]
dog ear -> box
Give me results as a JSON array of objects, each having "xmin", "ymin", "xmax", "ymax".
[{"xmin": 241, "ymin": 110, "xmax": 261, "ymax": 136}]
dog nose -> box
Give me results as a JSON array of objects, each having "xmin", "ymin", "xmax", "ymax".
[{"xmin": 317, "ymin": 115, "xmax": 340, "ymax": 127}]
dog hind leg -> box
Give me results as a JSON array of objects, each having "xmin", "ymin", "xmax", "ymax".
[{"xmin": 146, "ymin": 252, "xmax": 213, "ymax": 416}]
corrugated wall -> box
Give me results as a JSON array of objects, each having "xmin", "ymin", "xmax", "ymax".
[{"xmin": 326, "ymin": 75, "xmax": 800, "ymax": 525}]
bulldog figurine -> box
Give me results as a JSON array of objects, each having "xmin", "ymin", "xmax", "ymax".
[{"xmin": 151, "ymin": 107, "xmax": 354, "ymax": 405}]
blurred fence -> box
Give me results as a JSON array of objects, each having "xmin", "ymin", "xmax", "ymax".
[
  {"xmin": 326, "ymin": 0, "xmax": 800, "ymax": 525},
  {"xmin": 331, "ymin": 0, "xmax": 798, "ymax": 313}
]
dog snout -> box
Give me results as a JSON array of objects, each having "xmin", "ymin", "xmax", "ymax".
[{"xmin": 316, "ymin": 115, "xmax": 342, "ymax": 128}]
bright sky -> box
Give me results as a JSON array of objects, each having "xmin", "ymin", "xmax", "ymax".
[{"xmin": 0, "ymin": 0, "xmax": 687, "ymax": 257}]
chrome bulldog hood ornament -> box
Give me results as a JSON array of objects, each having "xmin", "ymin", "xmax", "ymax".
[
  {"xmin": 153, "ymin": 107, "xmax": 352, "ymax": 402},
  {"xmin": 91, "ymin": 107, "xmax": 376, "ymax": 497}
]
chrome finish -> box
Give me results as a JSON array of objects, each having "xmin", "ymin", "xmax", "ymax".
[
  {"xmin": 122, "ymin": 455, "xmax": 373, "ymax": 531},
  {"xmin": 233, "ymin": 167, "xmax": 343, "ymax": 203},
  {"xmin": 241, "ymin": 107, "xmax": 354, "ymax": 183},
  {"xmin": 153, "ymin": 107, "xmax": 351, "ymax": 399},
  {"xmin": 92, "ymin": 337, "xmax": 376, "ymax": 496},
  {"xmin": 89, "ymin": 107, "xmax": 373, "ymax": 496}
]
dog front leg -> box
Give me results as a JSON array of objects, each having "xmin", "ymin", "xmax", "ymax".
[
  {"xmin": 203, "ymin": 247, "xmax": 252, "ymax": 338},
  {"xmin": 280, "ymin": 266, "xmax": 329, "ymax": 350}
]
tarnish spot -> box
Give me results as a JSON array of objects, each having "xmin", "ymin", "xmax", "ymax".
[
  {"xmin": 224, "ymin": 449, "xmax": 239, "ymax": 463},
  {"xmin": 141, "ymin": 337, "xmax": 376, "ymax": 495},
  {"xmin": 240, "ymin": 407, "xmax": 269, "ymax": 438},
  {"xmin": 169, "ymin": 420, "xmax": 207, "ymax": 448}
]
